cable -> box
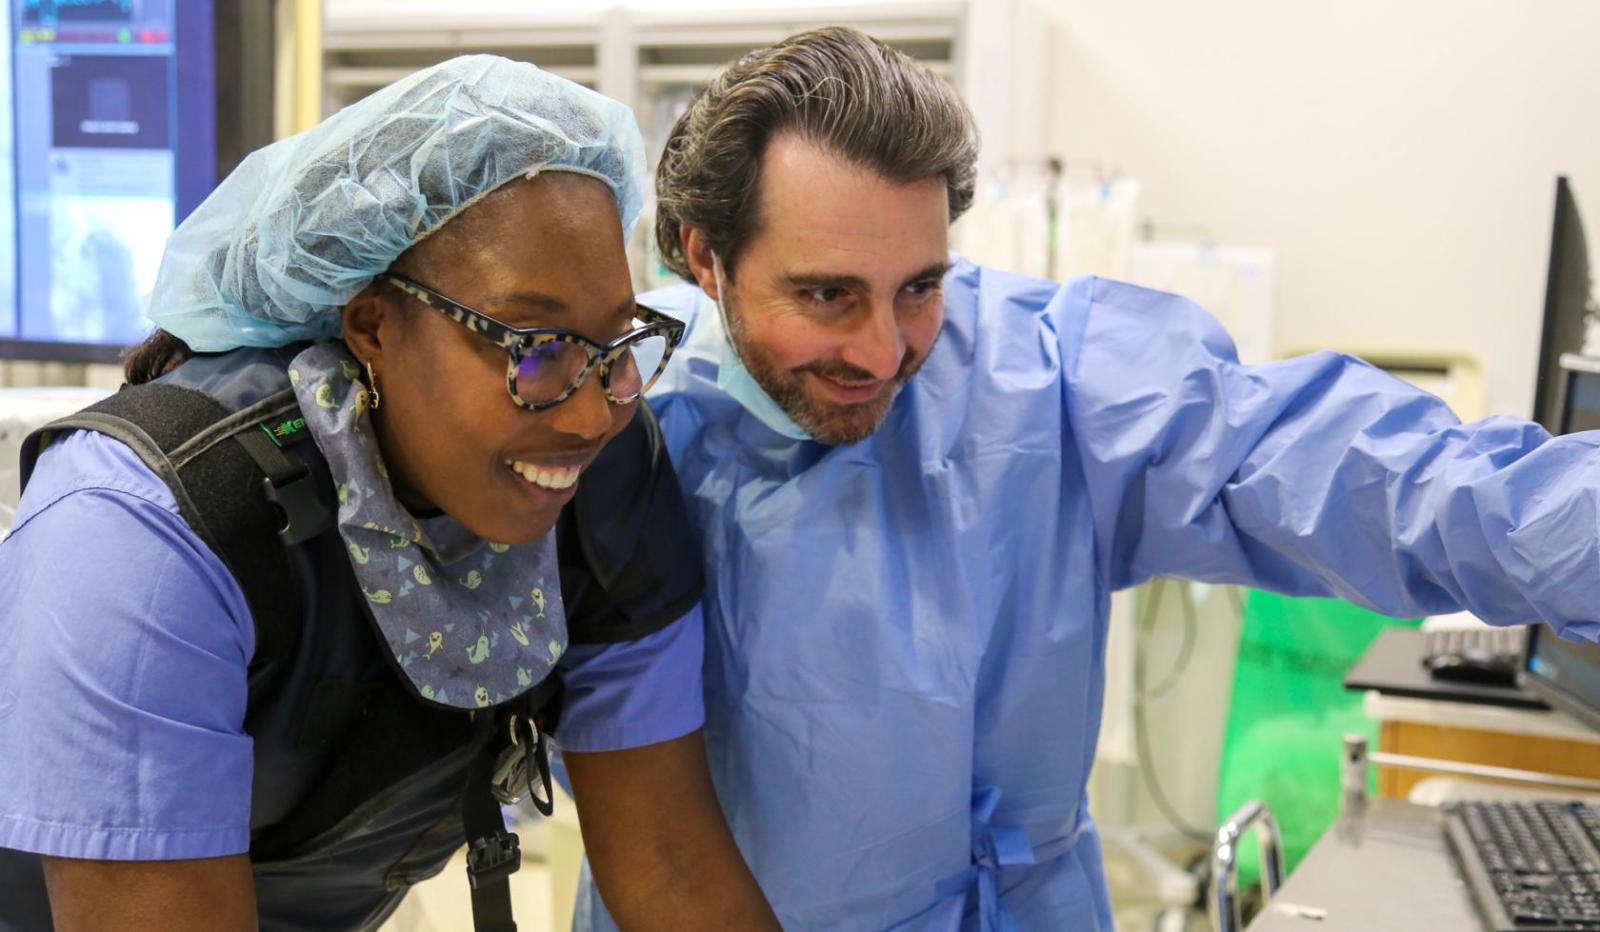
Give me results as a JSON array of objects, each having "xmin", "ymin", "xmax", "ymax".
[
  {"xmin": 1225, "ymin": 582, "xmax": 1246, "ymax": 616},
  {"xmin": 1140, "ymin": 578, "xmax": 1199, "ymax": 702},
  {"xmin": 1132, "ymin": 578, "xmax": 1214, "ymax": 842}
]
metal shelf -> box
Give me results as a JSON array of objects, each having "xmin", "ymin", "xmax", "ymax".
[{"xmin": 323, "ymin": 2, "xmax": 966, "ymax": 112}]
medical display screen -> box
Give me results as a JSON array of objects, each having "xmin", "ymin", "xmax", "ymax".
[{"xmin": 2, "ymin": 0, "xmax": 214, "ymax": 353}]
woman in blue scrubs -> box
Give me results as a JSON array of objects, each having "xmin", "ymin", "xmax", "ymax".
[{"xmin": 0, "ymin": 56, "xmax": 777, "ymax": 931}]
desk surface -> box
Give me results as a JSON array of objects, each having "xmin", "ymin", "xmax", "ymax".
[{"xmin": 1247, "ymin": 798, "xmax": 1484, "ymax": 931}]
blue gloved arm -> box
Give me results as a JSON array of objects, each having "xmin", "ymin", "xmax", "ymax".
[{"xmin": 1054, "ymin": 276, "xmax": 1600, "ymax": 640}]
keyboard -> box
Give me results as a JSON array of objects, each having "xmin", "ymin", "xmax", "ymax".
[
  {"xmin": 1445, "ymin": 800, "xmax": 1600, "ymax": 930},
  {"xmin": 1423, "ymin": 625, "xmax": 1525, "ymax": 686}
]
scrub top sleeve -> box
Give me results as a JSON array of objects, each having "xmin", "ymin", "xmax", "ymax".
[
  {"xmin": 0, "ymin": 432, "xmax": 255, "ymax": 861},
  {"xmin": 1057, "ymin": 277, "xmax": 1600, "ymax": 640},
  {"xmin": 552, "ymin": 604, "xmax": 705, "ymax": 753}
]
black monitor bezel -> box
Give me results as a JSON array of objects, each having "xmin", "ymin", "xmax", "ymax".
[
  {"xmin": 1531, "ymin": 177, "xmax": 1593, "ymax": 432},
  {"xmin": 0, "ymin": 1, "xmax": 274, "ymax": 365}
]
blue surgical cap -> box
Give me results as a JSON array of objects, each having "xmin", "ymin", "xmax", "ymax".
[{"xmin": 148, "ymin": 55, "xmax": 646, "ymax": 351}]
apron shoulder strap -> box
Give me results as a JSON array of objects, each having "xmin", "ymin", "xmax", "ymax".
[{"xmin": 18, "ymin": 383, "xmax": 329, "ymax": 665}]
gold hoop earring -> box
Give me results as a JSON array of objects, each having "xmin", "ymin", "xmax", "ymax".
[{"xmin": 365, "ymin": 361, "xmax": 382, "ymax": 411}]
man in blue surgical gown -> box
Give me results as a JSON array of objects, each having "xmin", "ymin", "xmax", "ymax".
[{"xmin": 574, "ymin": 26, "xmax": 1600, "ymax": 930}]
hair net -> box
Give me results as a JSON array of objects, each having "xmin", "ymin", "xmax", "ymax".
[{"xmin": 148, "ymin": 55, "xmax": 646, "ymax": 351}]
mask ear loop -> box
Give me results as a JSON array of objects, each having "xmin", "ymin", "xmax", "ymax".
[{"xmin": 710, "ymin": 254, "xmax": 736, "ymax": 347}]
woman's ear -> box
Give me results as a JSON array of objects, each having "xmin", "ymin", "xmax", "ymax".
[
  {"xmin": 680, "ymin": 224, "xmax": 719, "ymax": 300},
  {"xmin": 341, "ymin": 283, "xmax": 390, "ymax": 366}
]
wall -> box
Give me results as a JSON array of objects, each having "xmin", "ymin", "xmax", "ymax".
[{"xmin": 1043, "ymin": 0, "xmax": 1600, "ymax": 416}]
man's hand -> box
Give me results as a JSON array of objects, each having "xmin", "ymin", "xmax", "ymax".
[{"xmin": 564, "ymin": 729, "xmax": 780, "ymax": 930}]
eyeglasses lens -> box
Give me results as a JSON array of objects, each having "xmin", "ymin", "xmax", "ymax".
[
  {"xmin": 514, "ymin": 341, "xmax": 589, "ymax": 406},
  {"xmin": 609, "ymin": 332, "xmax": 669, "ymax": 400}
]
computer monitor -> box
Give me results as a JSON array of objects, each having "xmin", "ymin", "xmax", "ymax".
[
  {"xmin": 0, "ymin": 1, "xmax": 275, "ymax": 364},
  {"xmin": 1559, "ymin": 358, "xmax": 1600, "ymax": 433},
  {"xmin": 1531, "ymin": 177, "xmax": 1594, "ymax": 432},
  {"xmin": 1517, "ymin": 355, "xmax": 1600, "ymax": 729},
  {"xmin": 1516, "ymin": 175, "xmax": 1600, "ymax": 731}
]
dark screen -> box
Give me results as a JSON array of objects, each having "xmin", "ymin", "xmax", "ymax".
[{"xmin": 1566, "ymin": 370, "xmax": 1600, "ymax": 434}]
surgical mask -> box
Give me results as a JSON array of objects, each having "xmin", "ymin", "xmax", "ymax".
[{"xmin": 711, "ymin": 256, "xmax": 811, "ymax": 441}]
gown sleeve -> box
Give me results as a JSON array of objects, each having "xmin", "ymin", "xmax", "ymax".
[{"xmin": 1054, "ymin": 276, "xmax": 1600, "ymax": 641}]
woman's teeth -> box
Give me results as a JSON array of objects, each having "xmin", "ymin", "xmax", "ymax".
[{"xmin": 504, "ymin": 459, "xmax": 581, "ymax": 491}]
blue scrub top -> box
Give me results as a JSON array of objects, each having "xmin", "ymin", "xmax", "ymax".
[
  {"xmin": 0, "ymin": 430, "xmax": 704, "ymax": 862},
  {"xmin": 573, "ymin": 263, "xmax": 1600, "ymax": 932}
]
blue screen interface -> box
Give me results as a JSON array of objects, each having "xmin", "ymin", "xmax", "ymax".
[{"xmin": 3, "ymin": 0, "xmax": 214, "ymax": 349}]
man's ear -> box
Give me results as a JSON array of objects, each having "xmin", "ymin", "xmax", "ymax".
[
  {"xmin": 680, "ymin": 224, "xmax": 719, "ymax": 301},
  {"xmin": 340, "ymin": 283, "xmax": 390, "ymax": 368}
]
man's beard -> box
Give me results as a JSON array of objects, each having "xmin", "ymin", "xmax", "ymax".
[{"xmin": 724, "ymin": 297, "xmax": 936, "ymax": 446}]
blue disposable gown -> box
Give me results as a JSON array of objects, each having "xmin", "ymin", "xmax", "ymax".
[{"xmin": 574, "ymin": 260, "xmax": 1600, "ymax": 930}]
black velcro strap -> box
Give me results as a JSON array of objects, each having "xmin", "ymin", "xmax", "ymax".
[
  {"xmin": 18, "ymin": 384, "xmax": 303, "ymax": 665},
  {"xmin": 464, "ymin": 732, "xmax": 519, "ymax": 932},
  {"xmin": 558, "ymin": 401, "xmax": 705, "ymax": 644},
  {"xmin": 460, "ymin": 684, "xmax": 566, "ymax": 932}
]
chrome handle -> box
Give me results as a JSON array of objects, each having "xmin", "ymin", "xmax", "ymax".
[{"xmin": 1209, "ymin": 800, "xmax": 1285, "ymax": 932}]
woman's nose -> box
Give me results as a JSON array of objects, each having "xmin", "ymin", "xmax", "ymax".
[{"xmin": 545, "ymin": 372, "xmax": 614, "ymax": 441}]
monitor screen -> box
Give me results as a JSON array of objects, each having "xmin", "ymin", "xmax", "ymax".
[
  {"xmin": 1524, "ymin": 625, "xmax": 1600, "ymax": 734},
  {"xmin": 1, "ymin": 0, "xmax": 215, "ymax": 360},
  {"xmin": 1564, "ymin": 367, "xmax": 1600, "ymax": 435}
]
